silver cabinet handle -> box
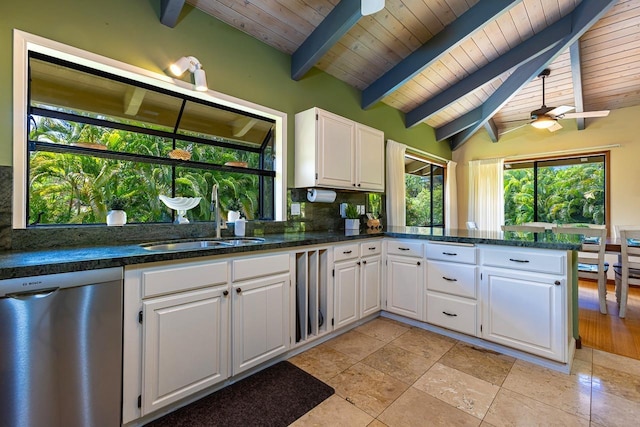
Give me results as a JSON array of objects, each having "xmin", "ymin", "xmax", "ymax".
[
  {"xmin": 509, "ymin": 258, "xmax": 530, "ymax": 263},
  {"xmin": 442, "ymin": 276, "xmax": 457, "ymax": 282},
  {"xmin": 442, "ymin": 311, "xmax": 458, "ymax": 317}
]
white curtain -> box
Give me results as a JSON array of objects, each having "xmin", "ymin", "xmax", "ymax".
[
  {"xmin": 445, "ymin": 160, "xmax": 458, "ymax": 230},
  {"xmin": 386, "ymin": 139, "xmax": 406, "ymax": 227},
  {"xmin": 468, "ymin": 158, "xmax": 504, "ymax": 232}
]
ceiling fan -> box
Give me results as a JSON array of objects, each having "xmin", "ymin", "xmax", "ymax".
[{"xmin": 527, "ymin": 69, "xmax": 610, "ymax": 132}]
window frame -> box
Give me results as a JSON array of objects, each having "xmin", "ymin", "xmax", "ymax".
[
  {"xmin": 404, "ymin": 151, "xmax": 446, "ymax": 228},
  {"xmin": 13, "ymin": 29, "xmax": 287, "ymax": 229},
  {"xmin": 503, "ymin": 151, "xmax": 610, "ymax": 231}
]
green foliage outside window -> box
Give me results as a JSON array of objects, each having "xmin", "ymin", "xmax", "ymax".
[
  {"xmin": 28, "ymin": 118, "xmax": 266, "ymax": 225},
  {"xmin": 504, "ymin": 158, "xmax": 605, "ymax": 226}
]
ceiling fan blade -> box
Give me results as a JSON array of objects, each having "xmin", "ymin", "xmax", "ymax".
[
  {"xmin": 548, "ymin": 122, "xmax": 563, "ymax": 132},
  {"xmin": 561, "ymin": 110, "xmax": 610, "ymax": 118},
  {"xmin": 548, "ymin": 105, "xmax": 575, "ymax": 116}
]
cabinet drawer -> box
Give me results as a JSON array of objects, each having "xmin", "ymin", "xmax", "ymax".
[
  {"xmin": 386, "ymin": 240, "xmax": 424, "ymax": 258},
  {"xmin": 142, "ymin": 261, "xmax": 228, "ymax": 298},
  {"xmin": 334, "ymin": 243, "xmax": 360, "ymax": 262},
  {"xmin": 481, "ymin": 246, "xmax": 565, "ymax": 275},
  {"xmin": 426, "ymin": 242, "xmax": 476, "ymax": 264},
  {"xmin": 232, "ymin": 253, "xmax": 290, "ymax": 282},
  {"xmin": 427, "ymin": 261, "xmax": 477, "ymax": 299},
  {"xmin": 426, "ymin": 292, "xmax": 477, "ymax": 336},
  {"xmin": 360, "ymin": 240, "xmax": 382, "ymax": 256}
]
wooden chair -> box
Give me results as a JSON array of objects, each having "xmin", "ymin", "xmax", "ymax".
[
  {"xmin": 553, "ymin": 224, "xmax": 609, "ymax": 314},
  {"xmin": 501, "ymin": 224, "xmax": 547, "ymax": 233},
  {"xmin": 615, "ymin": 227, "xmax": 640, "ymax": 318}
]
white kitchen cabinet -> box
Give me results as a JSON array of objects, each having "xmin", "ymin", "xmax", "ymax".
[
  {"xmin": 355, "ymin": 123, "xmax": 385, "ymax": 191},
  {"xmin": 333, "ymin": 241, "xmax": 383, "ymax": 329},
  {"xmin": 385, "ymin": 240, "xmax": 425, "ymax": 320},
  {"xmin": 361, "ymin": 241, "xmax": 382, "ymax": 317},
  {"xmin": 480, "ymin": 246, "xmax": 568, "ymax": 362},
  {"xmin": 295, "ymin": 107, "xmax": 384, "ymax": 192},
  {"xmin": 231, "ymin": 253, "xmax": 290, "ymax": 375},
  {"xmin": 142, "ymin": 286, "xmax": 229, "ymax": 415},
  {"xmin": 425, "ymin": 242, "xmax": 479, "ymax": 336},
  {"xmin": 123, "ymin": 259, "xmax": 229, "ymax": 419},
  {"xmin": 333, "ymin": 257, "xmax": 360, "ymax": 329}
]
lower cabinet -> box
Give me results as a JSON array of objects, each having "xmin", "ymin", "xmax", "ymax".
[
  {"xmin": 232, "ymin": 272, "xmax": 290, "ymax": 374},
  {"xmin": 360, "ymin": 253, "xmax": 382, "ymax": 318},
  {"xmin": 142, "ymin": 286, "xmax": 229, "ymax": 415},
  {"xmin": 481, "ymin": 267, "xmax": 566, "ymax": 362},
  {"xmin": 333, "ymin": 259, "xmax": 359, "ymax": 329},
  {"xmin": 386, "ymin": 254, "xmax": 424, "ymax": 320},
  {"xmin": 231, "ymin": 252, "xmax": 291, "ymax": 375}
]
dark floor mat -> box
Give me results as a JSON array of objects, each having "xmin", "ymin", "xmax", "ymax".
[{"xmin": 145, "ymin": 361, "xmax": 334, "ymax": 427}]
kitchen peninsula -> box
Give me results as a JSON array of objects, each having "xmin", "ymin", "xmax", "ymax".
[{"xmin": 0, "ymin": 227, "xmax": 581, "ymax": 426}]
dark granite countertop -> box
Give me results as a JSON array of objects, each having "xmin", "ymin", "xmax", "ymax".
[{"xmin": 0, "ymin": 227, "xmax": 582, "ymax": 280}]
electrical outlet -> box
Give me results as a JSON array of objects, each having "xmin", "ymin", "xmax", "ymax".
[
  {"xmin": 291, "ymin": 203, "xmax": 301, "ymax": 216},
  {"xmin": 340, "ymin": 203, "xmax": 347, "ymax": 218},
  {"xmin": 358, "ymin": 205, "xmax": 365, "ymax": 214}
]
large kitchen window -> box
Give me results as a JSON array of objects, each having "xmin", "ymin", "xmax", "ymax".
[
  {"xmin": 21, "ymin": 48, "xmax": 282, "ymax": 227},
  {"xmin": 504, "ymin": 154, "xmax": 607, "ymax": 226},
  {"xmin": 405, "ymin": 153, "xmax": 445, "ymax": 227}
]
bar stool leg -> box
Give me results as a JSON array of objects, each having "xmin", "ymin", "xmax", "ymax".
[{"xmin": 619, "ymin": 276, "xmax": 629, "ymax": 318}]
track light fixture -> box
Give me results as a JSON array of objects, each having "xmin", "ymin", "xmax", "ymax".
[
  {"xmin": 169, "ymin": 56, "xmax": 208, "ymax": 92},
  {"xmin": 361, "ymin": 0, "xmax": 385, "ymax": 16}
]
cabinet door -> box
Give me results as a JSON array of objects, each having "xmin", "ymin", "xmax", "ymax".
[
  {"xmin": 232, "ymin": 273, "xmax": 290, "ymax": 374},
  {"xmin": 316, "ymin": 112, "xmax": 355, "ymax": 188},
  {"xmin": 386, "ymin": 255, "xmax": 424, "ymax": 320},
  {"xmin": 481, "ymin": 268, "xmax": 566, "ymax": 362},
  {"xmin": 142, "ymin": 287, "xmax": 229, "ymax": 415},
  {"xmin": 334, "ymin": 260, "xmax": 360, "ymax": 329},
  {"xmin": 361, "ymin": 255, "xmax": 382, "ymax": 317},
  {"xmin": 355, "ymin": 124, "xmax": 385, "ymax": 191}
]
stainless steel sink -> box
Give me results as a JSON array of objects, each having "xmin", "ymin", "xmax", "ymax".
[
  {"xmin": 140, "ymin": 237, "xmax": 265, "ymax": 251},
  {"xmin": 220, "ymin": 237, "xmax": 265, "ymax": 246}
]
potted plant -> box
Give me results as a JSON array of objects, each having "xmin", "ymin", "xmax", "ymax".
[
  {"xmin": 226, "ymin": 198, "xmax": 243, "ymax": 223},
  {"xmin": 345, "ymin": 203, "xmax": 360, "ymax": 230},
  {"xmin": 106, "ymin": 196, "xmax": 127, "ymax": 226}
]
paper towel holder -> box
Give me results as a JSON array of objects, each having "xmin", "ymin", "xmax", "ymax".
[{"xmin": 306, "ymin": 188, "xmax": 337, "ymax": 203}]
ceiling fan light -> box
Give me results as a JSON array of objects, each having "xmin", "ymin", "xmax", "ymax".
[
  {"xmin": 530, "ymin": 116, "xmax": 556, "ymax": 129},
  {"xmin": 361, "ymin": 0, "xmax": 385, "ymax": 16}
]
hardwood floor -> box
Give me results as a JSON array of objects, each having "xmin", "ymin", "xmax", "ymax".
[{"xmin": 579, "ymin": 280, "xmax": 640, "ymax": 360}]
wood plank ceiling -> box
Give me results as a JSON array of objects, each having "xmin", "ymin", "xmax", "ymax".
[{"xmin": 162, "ymin": 0, "xmax": 640, "ymax": 150}]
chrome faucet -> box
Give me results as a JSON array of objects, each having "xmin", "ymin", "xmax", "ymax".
[
  {"xmin": 211, "ymin": 184, "xmax": 227, "ymax": 238},
  {"xmin": 211, "ymin": 184, "xmax": 222, "ymax": 238}
]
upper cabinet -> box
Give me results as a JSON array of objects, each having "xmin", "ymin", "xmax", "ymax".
[{"xmin": 295, "ymin": 107, "xmax": 385, "ymax": 192}]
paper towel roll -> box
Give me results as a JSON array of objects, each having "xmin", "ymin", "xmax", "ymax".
[{"xmin": 307, "ymin": 189, "xmax": 336, "ymax": 203}]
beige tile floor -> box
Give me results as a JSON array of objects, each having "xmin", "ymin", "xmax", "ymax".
[{"xmin": 288, "ymin": 317, "xmax": 640, "ymax": 426}]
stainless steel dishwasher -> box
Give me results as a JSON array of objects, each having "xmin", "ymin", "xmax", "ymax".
[{"xmin": 0, "ymin": 267, "xmax": 123, "ymax": 427}]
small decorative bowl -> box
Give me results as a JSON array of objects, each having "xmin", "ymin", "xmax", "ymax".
[{"xmin": 168, "ymin": 149, "xmax": 192, "ymax": 161}]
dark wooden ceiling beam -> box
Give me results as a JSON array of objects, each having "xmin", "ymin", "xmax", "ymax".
[
  {"xmin": 361, "ymin": 0, "xmax": 521, "ymax": 110},
  {"xmin": 405, "ymin": 15, "xmax": 571, "ymax": 128},
  {"xmin": 484, "ymin": 119, "xmax": 499, "ymax": 143},
  {"xmin": 160, "ymin": 0, "xmax": 185, "ymax": 28},
  {"xmin": 291, "ymin": 0, "xmax": 362, "ymax": 80},
  {"xmin": 445, "ymin": 0, "xmax": 618, "ymax": 150},
  {"xmin": 570, "ymin": 41, "xmax": 586, "ymax": 130}
]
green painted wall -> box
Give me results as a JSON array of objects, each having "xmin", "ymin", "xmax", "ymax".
[{"xmin": 0, "ymin": 0, "xmax": 451, "ymax": 183}]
